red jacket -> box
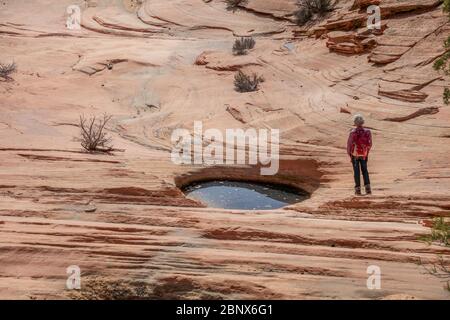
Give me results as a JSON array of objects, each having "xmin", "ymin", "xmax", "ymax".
[{"xmin": 347, "ymin": 127, "xmax": 372, "ymax": 159}]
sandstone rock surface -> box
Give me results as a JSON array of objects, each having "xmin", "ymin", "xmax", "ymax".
[{"xmin": 0, "ymin": 0, "xmax": 449, "ymax": 300}]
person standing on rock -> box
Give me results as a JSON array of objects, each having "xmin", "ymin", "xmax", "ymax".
[{"xmin": 347, "ymin": 114, "xmax": 372, "ymax": 196}]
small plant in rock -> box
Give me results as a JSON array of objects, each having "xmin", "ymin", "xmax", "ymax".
[
  {"xmin": 232, "ymin": 37, "xmax": 256, "ymax": 55},
  {"xmin": 433, "ymin": 40, "xmax": 449, "ymax": 105},
  {"xmin": 294, "ymin": 7, "xmax": 313, "ymax": 26},
  {"xmin": 419, "ymin": 256, "xmax": 450, "ymax": 292},
  {"xmin": 435, "ymin": 2, "xmax": 450, "ymax": 104},
  {"xmin": 444, "ymin": 88, "xmax": 450, "ymax": 105},
  {"xmin": 418, "ymin": 218, "xmax": 450, "ymax": 291},
  {"xmin": 0, "ymin": 62, "xmax": 17, "ymax": 81},
  {"xmin": 304, "ymin": 0, "xmax": 334, "ymax": 14},
  {"xmin": 78, "ymin": 114, "xmax": 114, "ymax": 153},
  {"xmin": 433, "ymin": 50, "xmax": 450, "ymax": 75},
  {"xmin": 234, "ymin": 70, "xmax": 264, "ymax": 93},
  {"xmin": 420, "ymin": 217, "xmax": 450, "ymax": 247},
  {"xmin": 225, "ymin": 0, "xmax": 247, "ymax": 11},
  {"xmin": 294, "ymin": 0, "xmax": 335, "ymax": 25}
]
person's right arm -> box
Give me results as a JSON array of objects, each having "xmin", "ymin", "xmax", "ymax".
[{"xmin": 347, "ymin": 131, "xmax": 353, "ymax": 160}]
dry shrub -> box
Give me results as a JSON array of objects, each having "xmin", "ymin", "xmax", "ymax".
[
  {"xmin": 225, "ymin": 0, "xmax": 247, "ymax": 11},
  {"xmin": 78, "ymin": 114, "xmax": 114, "ymax": 153},
  {"xmin": 233, "ymin": 37, "xmax": 256, "ymax": 55},
  {"xmin": 234, "ymin": 70, "xmax": 264, "ymax": 93},
  {"xmin": 0, "ymin": 62, "xmax": 17, "ymax": 81},
  {"xmin": 303, "ymin": 0, "xmax": 334, "ymax": 13},
  {"xmin": 295, "ymin": 0, "xmax": 335, "ymax": 26}
]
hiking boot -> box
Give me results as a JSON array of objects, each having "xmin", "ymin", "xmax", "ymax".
[
  {"xmin": 355, "ymin": 187, "xmax": 362, "ymax": 196},
  {"xmin": 365, "ymin": 184, "xmax": 372, "ymax": 195}
]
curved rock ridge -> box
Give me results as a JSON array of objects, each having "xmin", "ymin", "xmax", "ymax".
[
  {"xmin": 0, "ymin": 0, "xmax": 449, "ymax": 300},
  {"xmin": 138, "ymin": 0, "xmax": 288, "ymax": 37},
  {"xmin": 306, "ymin": 0, "xmax": 447, "ymax": 64}
]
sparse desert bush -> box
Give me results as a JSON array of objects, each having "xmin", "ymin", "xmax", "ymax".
[
  {"xmin": 234, "ymin": 70, "xmax": 264, "ymax": 93},
  {"xmin": 225, "ymin": 0, "xmax": 247, "ymax": 11},
  {"xmin": 295, "ymin": 0, "xmax": 334, "ymax": 25},
  {"xmin": 0, "ymin": 62, "xmax": 17, "ymax": 81},
  {"xmin": 435, "ymin": 2, "xmax": 450, "ymax": 104},
  {"xmin": 294, "ymin": 7, "xmax": 313, "ymax": 26},
  {"xmin": 232, "ymin": 37, "xmax": 256, "ymax": 55},
  {"xmin": 418, "ymin": 215, "xmax": 450, "ymax": 291},
  {"xmin": 420, "ymin": 217, "xmax": 450, "ymax": 247},
  {"xmin": 304, "ymin": 0, "xmax": 334, "ymax": 13},
  {"xmin": 433, "ymin": 49, "xmax": 450, "ymax": 75},
  {"xmin": 78, "ymin": 114, "xmax": 114, "ymax": 153},
  {"xmin": 419, "ymin": 256, "xmax": 450, "ymax": 292},
  {"xmin": 444, "ymin": 88, "xmax": 450, "ymax": 105}
]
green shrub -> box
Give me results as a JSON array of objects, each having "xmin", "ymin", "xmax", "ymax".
[
  {"xmin": 433, "ymin": 54, "xmax": 449, "ymax": 73},
  {"xmin": 420, "ymin": 217, "xmax": 450, "ymax": 246},
  {"xmin": 445, "ymin": 35, "xmax": 450, "ymax": 48},
  {"xmin": 444, "ymin": 88, "xmax": 450, "ymax": 105},
  {"xmin": 419, "ymin": 256, "xmax": 450, "ymax": 292},
  {"xmin": 438, "ymin": 1, "xmax": 450, "ymax": 104}
]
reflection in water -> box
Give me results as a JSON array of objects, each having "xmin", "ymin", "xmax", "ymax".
[{"xmin": 183, "ymin": 181, "xmax": 308, "ymax": 210}]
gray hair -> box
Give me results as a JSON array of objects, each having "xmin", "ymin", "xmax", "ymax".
[{"xmin": 353, "ymin": 114, "xmax": 365, "ymax": 126}]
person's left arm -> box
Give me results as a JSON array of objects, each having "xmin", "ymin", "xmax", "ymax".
[{"xmin": 367, "ymin": 130, "xmax": 373, "ymax": 160}]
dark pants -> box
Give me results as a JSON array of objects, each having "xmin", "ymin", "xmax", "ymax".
[{"xmin": 352, "ymin": 157, "xmax": 370, "ymax": 188}]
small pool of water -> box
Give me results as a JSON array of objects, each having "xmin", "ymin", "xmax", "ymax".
[{"xmin": 183, "ymin": 180, "xmax": 308, "ymax": 210}]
